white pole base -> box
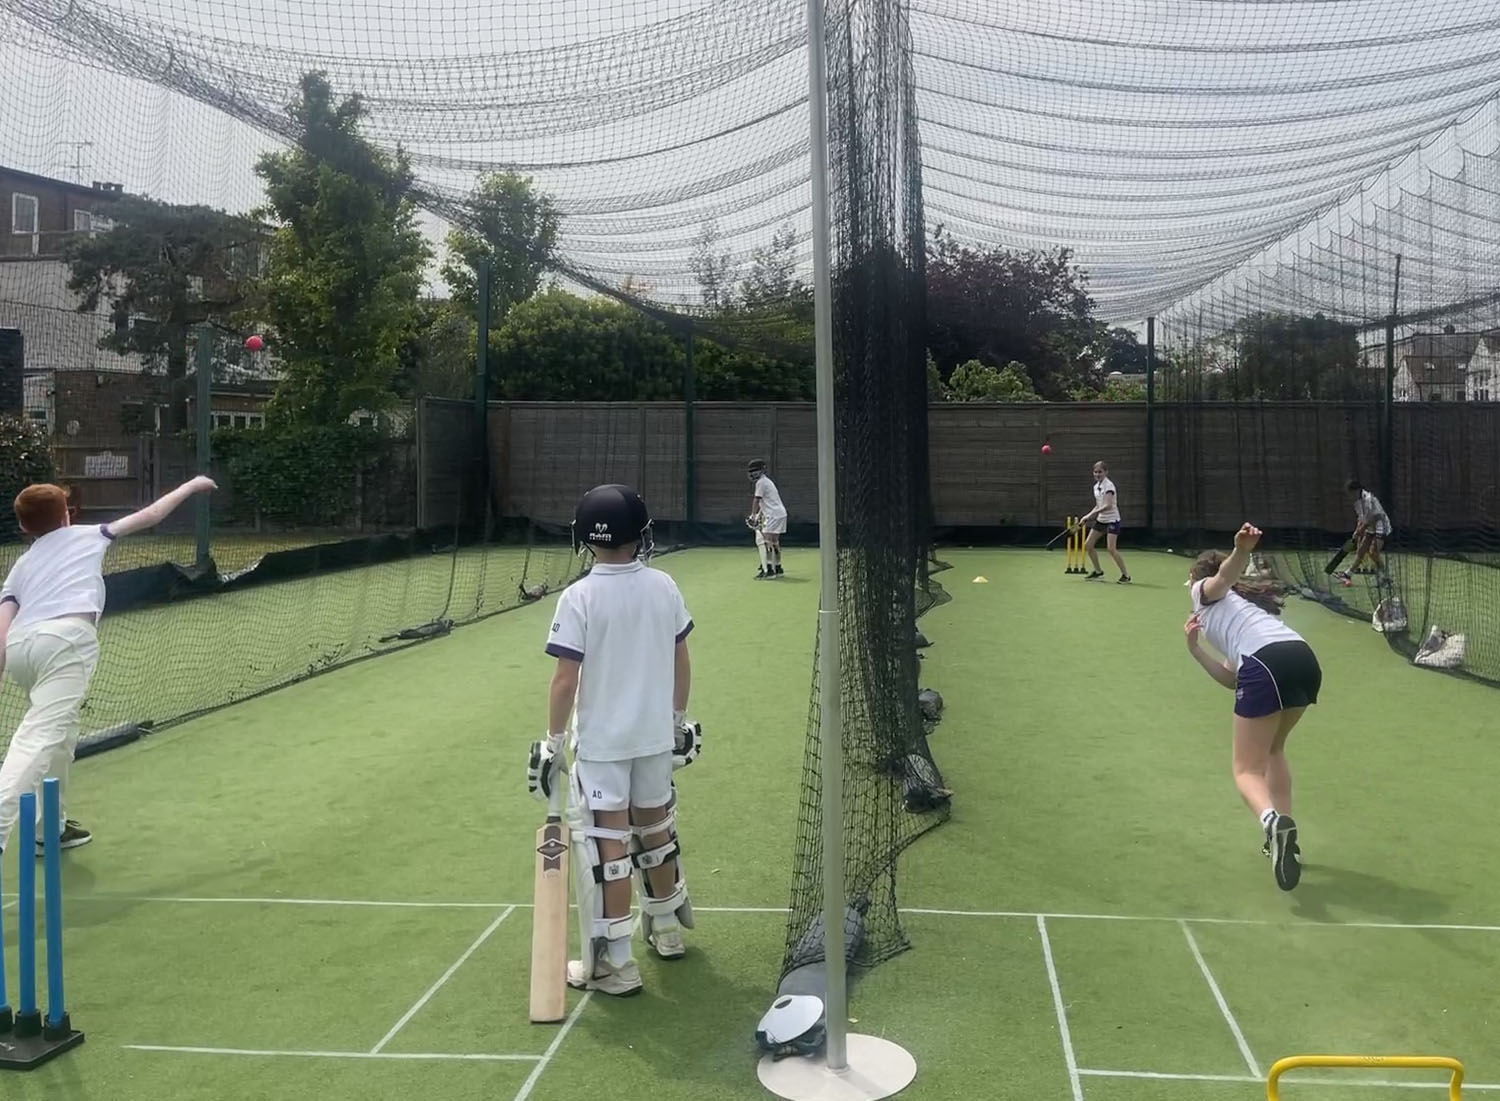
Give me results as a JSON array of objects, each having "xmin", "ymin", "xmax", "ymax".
[{"xmin": 757, "ymin": 1034, "xmax": 917, "ymax": 1100}]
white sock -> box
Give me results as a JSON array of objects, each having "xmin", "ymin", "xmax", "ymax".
[
  {"xmin": 605, "ymin": 934, "xmax": 633, "ymax": 967},
  {"xmin": 1260, "ymin": 808, "xmax": 1277, "ymax": 827},
  {"xmin": 758, "ymin": 543, "xmax": 769, "ymax": 570}
]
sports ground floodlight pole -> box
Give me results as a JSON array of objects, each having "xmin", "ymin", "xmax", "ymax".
[{"xmin": 755, "ymin": 0, "xmax": 916, "ymax": 1097}]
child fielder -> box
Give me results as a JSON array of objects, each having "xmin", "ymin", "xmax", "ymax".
[
  {"xmin": 529, "ymin": 484, "xmax": 701, "ymax": 996},
  {"xmin": 747, "ymin": 459, "xmax": 787, "ymax": 579},
  {"xmin": 0, "ymin": 476, "xmax": 216, "ymax": 853}
]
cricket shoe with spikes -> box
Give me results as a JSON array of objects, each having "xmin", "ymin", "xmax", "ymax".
[{"xmin": 567, "ymin": 956, "xmax": 643, "ymax": 997}]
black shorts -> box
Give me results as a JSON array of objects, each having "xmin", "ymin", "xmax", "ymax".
[
  {"xmin": 1092, "ymin": 520, "xmax": 1122, "ymax": 536},
  {"xmin": 1235, "ymin": 640, "xmax": 1322, "ymax": 719}
]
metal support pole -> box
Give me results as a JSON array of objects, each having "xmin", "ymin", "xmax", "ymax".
[
  {"xmin": 1382, "ymin": 253, "xmax": 1401, "ymax": 519},
  {"xmin": 1145, "ymin": 316, "xmax": 1156, "ymax": 535},
  {"xmin": 684, "ymin": 329, "xmax": 697, "ymax": 528},
  {"xmin": 806, "ymin": 0, "xmax": 850, "ymax": 1075},
  {"xmin": 476, "ymin": 256, "xmax": 492, "ymax": 535},
  {"xmin": 758, "ymin": 4, "xmax": 918, "ymax": 1095},
  {"xmin": 194, "ymin": 328, "xmax": 212, "ymax": 571}
]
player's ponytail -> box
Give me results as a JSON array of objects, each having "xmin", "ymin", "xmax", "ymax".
[{"xmin": 1190, "ymin": 550, "xmax": 1285, "ymax": 616}]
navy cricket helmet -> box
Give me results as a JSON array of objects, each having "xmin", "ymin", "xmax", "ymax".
[{"xmin": 572, "ymin": 484, "xmax": 654, "ymax": 558}]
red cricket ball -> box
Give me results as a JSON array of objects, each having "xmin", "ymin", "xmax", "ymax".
[{"xmin": 245, "ymin": 334, "xmax": 264, "ymax": 352}]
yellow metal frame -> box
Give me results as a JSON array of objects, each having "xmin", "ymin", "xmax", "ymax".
[{"xmin": 1267, "ymin": 1055, "xmax": 1465, "ymax": 1100}]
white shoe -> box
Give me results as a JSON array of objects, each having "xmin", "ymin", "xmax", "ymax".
[
  {"xmin": 649, "ymin": 923, "xmax": 686, "ymax": 960},
  {"xmin": 566, "ymin": 956, "xmax": 643, "ymax": 997}
]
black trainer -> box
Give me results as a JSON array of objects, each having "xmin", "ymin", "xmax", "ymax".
[
  {"xmin": 1087, "ymin": 570, "xmax": 1105, "ymax": 581},
  {"xmin": 755, "ymin": 568, "xmax": 769, "ymax": 580},
  {"xmin": 1117, "ymin": 575, "xmax": 1132, "ymax": 584},
  {"xmin": 36, "ymin": 820, "xmax": 91, "ymax": 854},
  {"xmin": 1267, "ymin": 814, "xmax": 1301, "ymax": 891}
]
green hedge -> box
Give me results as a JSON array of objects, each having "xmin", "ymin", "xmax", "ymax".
[{"xmin": 211, "ymin": 423, "xmax": 399, "ymax": 529}]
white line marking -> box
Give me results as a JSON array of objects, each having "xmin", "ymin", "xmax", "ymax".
[
  {"xmin": 1080, "ymin": 1068, "xmax": 1500, "ymax": 1091},
  {"xmin": 122, "ymin": 1045, "xmax": 541, "ymax": 1062},
  {"xmin": 1037, "ymin": 915, "xmax": 1084, "ymax": 1101},
  {"xmin": 1179, "ymin": 920, "xmax": 1259, "ymax": 1078},
  {"xmin": 513, "ymin": 991, "xmax": 592, "ymax": 1101},
  {"xmin": 370, "ymin": 906, "xmax": 515, "ymax": 1054},
  {"xmin": 1080, "ymin": 1068, "xmax": 1257, "ymax": 1083},
  {"xmin": 51, "ymin": 895, "xmax": 1500, "ymax": 933}
]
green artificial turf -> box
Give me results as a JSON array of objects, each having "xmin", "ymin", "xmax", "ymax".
[{"xmin": 1, "ymin": 545, "xmax": 1496, "ymax": 1100}]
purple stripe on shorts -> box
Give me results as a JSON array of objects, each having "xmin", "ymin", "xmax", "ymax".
[
  {"xmin": 1234, "ymin": 655, "xmax": 1282, "ymax": 719},
  {"xmin": 546, "ymin": 643, "xmax": 584, "ymax": 661},
  {"xmin": 675, "ymin": 620, "xmax": 695, "ymax": 643}
]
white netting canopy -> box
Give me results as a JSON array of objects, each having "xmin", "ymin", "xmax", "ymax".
[{"xmin": 4, "ymin": 0, "xmax": 1500, "ymax": 324}]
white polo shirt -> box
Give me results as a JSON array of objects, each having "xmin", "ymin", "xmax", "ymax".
[
  {"xmin": 1354, "ymin": 490, "xmax": 1390, "ymax": 536},
  {"xmin": 1190, "ymin": 579, "xmax": 1302, "ymax": 669},
  {"xmin": 545, "ymin": 560, "xmax": 693, "ymax": 762},
  {"xmin": 755, "ymin": 475, "xmax": 787, "ymax": 524},
  {"xmin": 1094, "ymin": 477, "xmax": 1121, "ymax": 523},
  {"xmin": 0, "ymin": 524, "xmax": 115, "ymax": 632}
]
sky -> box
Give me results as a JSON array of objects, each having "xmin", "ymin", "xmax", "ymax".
[{"xmin": 4, "ymin": 0, "xmax": 1500, "ymax": 329}]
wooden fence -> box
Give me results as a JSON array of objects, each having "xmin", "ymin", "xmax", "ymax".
[{"xmin": 469, "ymin": 399, "xmax": 1500, "ymax": 534}]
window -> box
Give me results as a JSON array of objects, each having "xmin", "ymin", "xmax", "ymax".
[
  {"xmin": 11, "ymin": 193, "xmax": 38, "ymax": 254},
  {"xmin": 73, "ymin": 210, "xmax": 93, "ymax": 234},
  {"xmin": 212, "ymin": 411, "xmax": 264, "ymax": 430},
  {"xmin": 11, "ymin": 193, "xmax": 38, "ymax": 234},
  {"xmin": 1477, "ymin": 388, "xmax": 1492, "ymax": 402}
]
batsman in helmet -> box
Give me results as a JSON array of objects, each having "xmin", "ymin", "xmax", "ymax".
[{"xmin": 528, "ymin": 484, "xmax": 702, "ymax": 996}]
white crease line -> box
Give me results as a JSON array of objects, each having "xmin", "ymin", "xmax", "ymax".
[
  {"xmin": 371, "ymin": 906, "xmax": 515, "ymax": 1054},
  {"xmin": 53, "ymin": 895, "xmax": 1500, "ymax": 933},
  {"xmin": 1179, "ymin": 920, "xmax": 1259, "ymax": 1078},
  {"xmin": 122, "ymin": 1045, "xmax": 540, "ymax": 1061},
  {"xmin": 513, "ymin": 992, "xmax": 592, "ymax": 1101},
  {"xmin": 1037, "ymin": 916, "xmax": 1083, "ymax": 1101}
]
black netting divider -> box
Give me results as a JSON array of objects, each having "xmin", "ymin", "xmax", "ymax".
[
  {"xmin": 779, "ymin": 0, "xmax": 948, "ymax": 983},
  {"xmin": 0, "ymin": 385, "xmax": 585, "ymax": 759}
]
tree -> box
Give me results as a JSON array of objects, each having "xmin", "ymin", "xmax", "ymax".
[
  {"xmin": 1103, "ymin": 327, "xmax": 1150, "ymax": 377},
  {"xmin": 690, "ymin": 220, "xmax": 735, "ymax": 312},
  {"xmin": 740, "ymin": 224, "xmax": 804, "ymax": 307},
  {"xmin": 492, "ymin": 289, "xmax": 685, "ymax": 401},
  {"xmin": 926, "ymin": 229, "xmax": 1102, "ymax": 400},
  {"xmin": 254, "ymin": 72, "xmax": 430, "ymax": 426},
  {"xmin": 65, "ymin": 195, "xmax": 263, "ymax": 431},
  {"xmin": 1232, "ymin": 312, "xmax": 1368, "ymax": 399},
  {"xmin": 398, "ymin": 299, "xmax": 476, "ymax": 401},
  {"xmin": 693, "ymin": 338, "xmax": 813, "ymax": 401},
  {"xmin": 948, "ymin": 359, "xmax": 1041, "ymax": 402},
  {"xmin": 0, "ymin": 415, "xmax": 54, "ymax": 542},
  {"xmin": 441, "ymin": 172, "xmax": 558, "ymax": 328},
  {"xmin": 927, "ymin": 350, "xmax": 948, "ymax": 402}
]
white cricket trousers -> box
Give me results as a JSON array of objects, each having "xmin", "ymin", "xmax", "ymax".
[{"xmin": 0, "ymin": 616, "xmax": 99, "ymax": 852}]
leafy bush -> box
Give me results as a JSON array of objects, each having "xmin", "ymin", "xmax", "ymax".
[
  {"xmin": 948, "ymin": 359, "xmax": 1042, "ymax": 402},
  {"xmin": 0, "ymin": 416, "xmax": 55, "ymax": 542},
  {"xmin": 212, "ymin": 422, "xmax": 397, "ymax": 529}
]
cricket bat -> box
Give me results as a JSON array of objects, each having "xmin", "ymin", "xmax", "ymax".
[
  {"xmin": 529, "ymin": 785, "xmax": 570, "ymax": 1023},
  {"xmin": 1324, "ymin": 538, "xmax": 1356, "ymax": 575}
]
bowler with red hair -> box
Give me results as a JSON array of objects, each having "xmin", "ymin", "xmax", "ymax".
[{"xmin": 0, "ymin": 475, "xmax": 216, "ymax": 854}]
